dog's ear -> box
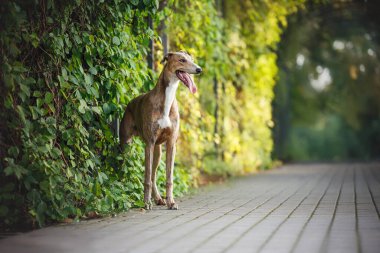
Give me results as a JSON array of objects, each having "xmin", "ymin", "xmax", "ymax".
[{"xmin": 161, "ymin": 52, "xmax": 173, "ymax": 64}]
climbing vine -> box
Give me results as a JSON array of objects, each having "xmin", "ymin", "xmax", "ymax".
[
  {"xmin": 0, "ymin": 0, "xmax": 176, "ymax": 228},
  {"xmin": 0, "ymin": 0, "xmax": 305, "ymax": 229}
]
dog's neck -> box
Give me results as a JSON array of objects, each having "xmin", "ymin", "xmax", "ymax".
[{"xmin": 155, "ymin": 65, "xmax": 179, "ymax": 129}]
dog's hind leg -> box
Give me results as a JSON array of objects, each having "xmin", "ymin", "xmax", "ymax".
[
  {"xmin": 119, "ymin": 109, "xmax": 134, "ymax": 148},
  {"xmin": 151, "ymin": 144, "xmax": 166, "ymax": 206}
]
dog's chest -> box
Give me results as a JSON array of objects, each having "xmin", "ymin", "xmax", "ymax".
[{"xmin": 163, "ymin": 80, "xmax": 179, "ymax": 114}]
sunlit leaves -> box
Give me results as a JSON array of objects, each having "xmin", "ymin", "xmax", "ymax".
[
  {"xmin": 168, "ymin": 0, "xmax": 304, "ymax": 175},
  {"xmin": 112, "ymin": 36, "xmax": 121, "ymax": 45}
]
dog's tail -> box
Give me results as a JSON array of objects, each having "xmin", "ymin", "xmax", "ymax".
[{"xmin": 119, "ymin": 108, "xmax": 133, "ymax": 152}]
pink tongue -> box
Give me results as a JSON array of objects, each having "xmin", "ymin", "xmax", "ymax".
[{"xmin": 182, "ymin": 72, "xmax": 197, "ymax": 94}]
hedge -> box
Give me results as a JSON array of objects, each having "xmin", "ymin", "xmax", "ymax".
[{"xmin": 0, "ymin": 0, "xmax": 304, "ymax": 229}]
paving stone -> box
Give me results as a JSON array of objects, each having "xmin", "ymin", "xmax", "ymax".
[{"xmin": 0, "ymin": 163, "xmax": 379, "ymax": 253}]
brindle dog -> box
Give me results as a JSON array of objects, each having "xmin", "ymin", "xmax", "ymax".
[{"xmin": 120, "ymin": 51, "xmax": 202, "ymax": 210}]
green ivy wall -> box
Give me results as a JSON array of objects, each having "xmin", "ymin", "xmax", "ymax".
[{"xmin": 0, "ymin": 0, "xmax": 304, "ymax": 229}]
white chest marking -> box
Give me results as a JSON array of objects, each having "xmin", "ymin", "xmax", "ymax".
[{"xmin": 157, "ymin": 80, "xmax": 179, "ymax": 129}]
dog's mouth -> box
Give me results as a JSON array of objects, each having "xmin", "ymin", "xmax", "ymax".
[{"xmin": 176, "ymin": 70, "xmax": 197, "ymax": 94}]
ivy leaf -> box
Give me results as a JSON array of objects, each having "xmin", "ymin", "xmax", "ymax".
[
  {"xmin": 29, "ymin": 106, "xmax": 38, "ymax": 120},
  {"xmin": 16, "ymin": 105, "xmax": 27, "ymax": 124},
  {"xmin": 30, "ymin": 33, "xmax": 40, "ymax": 48},
  {"xmin": 94, "ymin": 181, "xmax": 101, "ymax": 197},
  {"xmin": 90, "ymin": 87, "xmax": 99, "ymax": 98},
  {"xmin": 19, "ymin": 83, "xmax": 30, "ymax": 97},
  {"xmin": 84, "ymin": 74, "xmax": 92, "ymax": 85},
  {"xmin": 130, "ymin": 0, "xmax": 139, "ymax": 6},
  {"xmin": 33, "ymin": 91, "xmax": 42, "ymax": 97},
  {"xmin": 91, "ymin": 106, "xmax": 102, "ymax": 115},
  {"xmin": 36, "ymin": 201, "xmax": 47, "ymax": 226},
  {"xmin": 74, "ymin": 34, "xmax": 82, "ymax": 44},
  {"xmin": 61, "ymin": 68, "xmax": 68, "ymax": 81},
  {"xmin": 8, "ymin": 147, "xmax": 19, "ymax": 157},
  {"xmin": 85, "ymin": 54, "xmax": 93, "ymax": 68},
  {"xmin": 36, "ymin": 98, "xmax": 43, "ymax": 108},
  {"xmin": 45, "ymin": 92, "xmax": 53, "ymax": 104},
  {"xmin": 4, "ymin": 161, "xmax": 28, "ymax": 180},
  {"xmin": 89, "ymin": 67, "xmax": 97, "ymax": 75},
  {"xmin": 78, "ymin": 99, "xmax": 87, "ymax": 114},
  {"xmin": 112, "ymin": 36, "xmax": 120, "ymax": 45},
  {"xmin": 102, "ymin": 103, "xmax": 111, "ymax": 114},
  {"xmin": 134, "ymin": 200, "xmax": 145, "ymax": 208}
]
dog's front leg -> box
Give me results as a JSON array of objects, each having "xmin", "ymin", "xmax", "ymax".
[
  {"xmin": 144, "ymin": 143, "xmax": 154, "ymax": 210},
  {"xmin": 166, "ymin": 141, "xmax": 178, "ymax": 210}
]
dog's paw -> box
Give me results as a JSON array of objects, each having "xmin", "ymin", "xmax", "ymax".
[
  {"xmin": 155, "ymin": 198, "xmax": 166, "ymax": 206},
  {"xmin": 157, "ymin": 117, "xmax": 172, "ymax": 129},
  {"xmin": 167, "ymin": 202, "xmax": 179, "ymax": 210},
  {"xmin": 144, "ymin": 201, "xmax": 153, "ymax": 210}
]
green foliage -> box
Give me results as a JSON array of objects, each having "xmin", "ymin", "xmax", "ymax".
[
  {"xmin": 274, "ymin": 3, "xmax": 380, "ymax": 161},
  {"xmin": 0, "ymin": 0, "xmax": 304, "ymax": 229},
  {"xmin": 0, "ymin": 0, "xmax": 187, "ymax": 229},
  {"xmin": 167, "ymin": 0, "xmax": 305, "ymax": 175}
]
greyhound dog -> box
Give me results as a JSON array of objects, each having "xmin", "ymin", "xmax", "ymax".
[{"xmin": 120, "ymin": 51, "xmax": 202, "ymax": 210}]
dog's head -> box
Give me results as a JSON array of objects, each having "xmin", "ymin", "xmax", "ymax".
[{"xmin": 162, "ymin": 51, "xmax": 202, "ymax": 94}]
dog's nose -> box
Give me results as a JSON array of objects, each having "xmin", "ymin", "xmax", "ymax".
[{"xmin": 196, "ymin": 67, "xmax": 202, "ymax": 74}]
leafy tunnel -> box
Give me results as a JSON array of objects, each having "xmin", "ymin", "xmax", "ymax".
[
  {"xmin": 0, "ymin": 0, "xmax": 379, "ymax": 231},
  {"xmin": 273, "ymin": 1, "xmax": 380, "ymax": 162}
]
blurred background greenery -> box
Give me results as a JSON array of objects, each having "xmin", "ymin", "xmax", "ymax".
[{"xmin": 273, "ymin": 1, "xmax": 380, "ymax": 162}]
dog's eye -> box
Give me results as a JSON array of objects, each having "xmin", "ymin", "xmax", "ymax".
[{"xmin": 179, "ymin": 59, "xmax": 187, "ymax": 63}]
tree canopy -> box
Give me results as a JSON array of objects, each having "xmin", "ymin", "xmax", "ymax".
[{"xmin": 274, "ymin": 1, "xmax": 380, "ymax": 161}]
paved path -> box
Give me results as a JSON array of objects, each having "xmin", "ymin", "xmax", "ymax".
[{"xmin": 1, "ymin": 163, "xmax": 380, "ymax": 253}]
